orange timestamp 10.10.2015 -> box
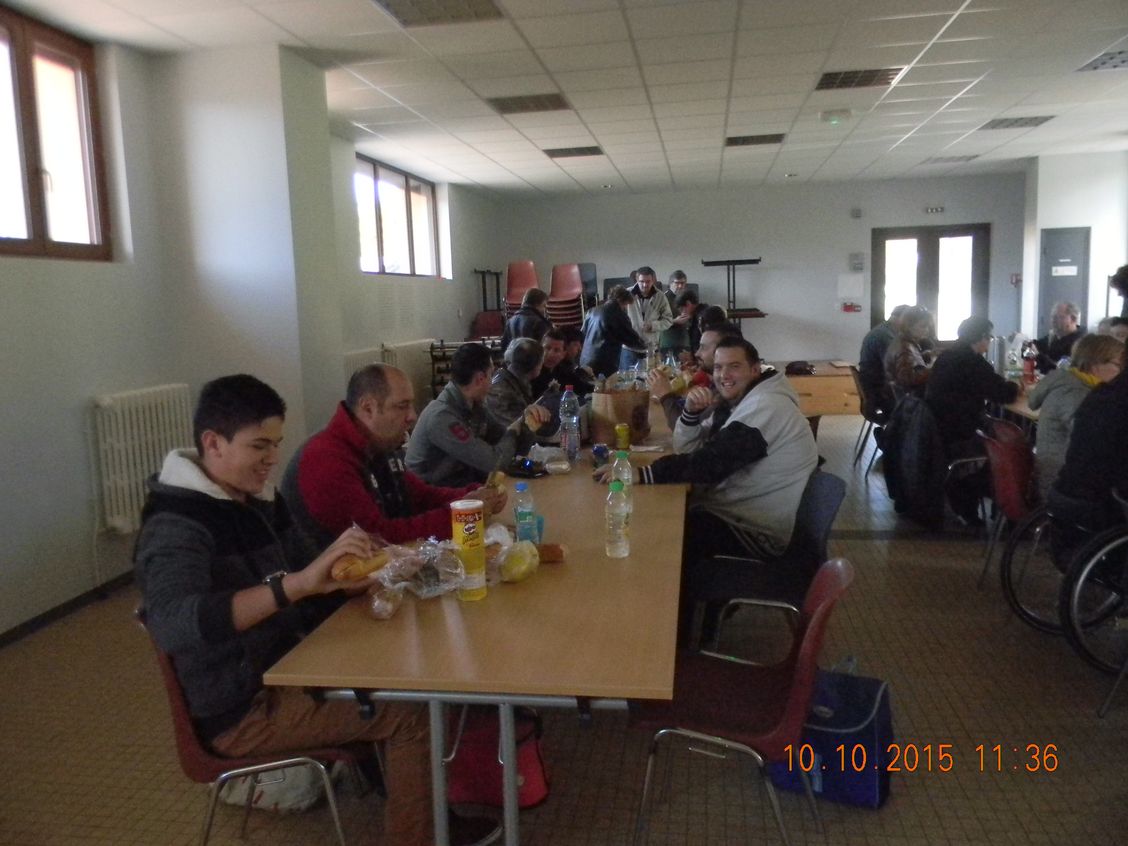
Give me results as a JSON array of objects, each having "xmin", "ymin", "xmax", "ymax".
[{"xmin": 784, "ymin": 742, "xmax": 1059, "ymax": 774}]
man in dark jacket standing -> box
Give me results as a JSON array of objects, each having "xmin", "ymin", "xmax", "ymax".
[
  {"xmin": 925, "ymin": 315, "xmax": 1019, "ymax": 524},
  {"xmin": 500, "ymin": 287, "xmax": 552, "ymax": 350},
  {"xmin": 580, "ymin": 285, "xmax": 647, "ymax": 378}
]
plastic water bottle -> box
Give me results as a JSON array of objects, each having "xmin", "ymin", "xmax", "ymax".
[
  {"xmin": 513, "ymin": 482, "xmax": 538, "ymax": 543},
  {"xmin": 559, "ymin": 385, "xmax": 580, "ymax": 464},
  {"xmin": 605, "ymin": 480, "xmax": 630, "ymax": 558},
  {"xmin": 611, "ymin": 450, "xmax": 633, "ymax": 511}
]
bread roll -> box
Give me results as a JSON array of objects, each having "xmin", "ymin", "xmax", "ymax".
[
  {"xmin": 331, "ymin": 549, "xmax": 390, "ymax": 581},
  {"xmin": 536, "ymin": 543, "xmax": 566, "ymax": 564}
]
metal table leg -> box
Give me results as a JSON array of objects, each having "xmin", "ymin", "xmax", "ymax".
[
  {"xmin": 430, "ymin": 700, "xmax": 449, "ymax": 846},
  {"xmin": 498, "ymin": 703, "xmax": 520, "ymax": 846}
]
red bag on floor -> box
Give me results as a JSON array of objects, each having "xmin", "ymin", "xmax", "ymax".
[{"xmin": 446, "ymin": 706, "xmax": 550, "ymax": 809}]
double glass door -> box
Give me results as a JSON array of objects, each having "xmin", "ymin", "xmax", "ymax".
[{"xmin": 871, "ymin": 224, "xmax": 990, "ymax": 340}]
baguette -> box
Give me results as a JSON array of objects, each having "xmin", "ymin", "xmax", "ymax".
[{"xmin": 331, "ymin": 549, "xmax": 390, "ymax": 581}]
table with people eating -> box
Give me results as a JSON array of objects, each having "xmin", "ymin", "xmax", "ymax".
[{"xmin": 264, "ymin": 417, "xmax": 688, "ymax": 846}]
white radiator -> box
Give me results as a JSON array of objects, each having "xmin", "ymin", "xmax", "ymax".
[
  {"xmin": 93, "ymin": 383, "xmax": 193, "ymax": 533},
  {"xmin": 344, "ymin": 340, "xmax": 436, "ymax": 405}
]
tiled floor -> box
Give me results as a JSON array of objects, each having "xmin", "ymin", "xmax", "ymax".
[{"xmin": 3, "ymin": 415, "xmax": 1128, "ymax": 845}]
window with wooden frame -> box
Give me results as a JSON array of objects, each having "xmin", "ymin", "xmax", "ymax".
[
  {"xmin": 354, "ymin": 155, "xmax": 438, "ymax": 277},
  {"xmin": 0, "ymin": 4, "xmax": 111, "ymax": 260}
]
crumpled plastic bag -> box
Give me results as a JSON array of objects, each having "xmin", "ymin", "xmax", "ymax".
[
  {"xmin": 499, "ymin": 540, "xmax": 540, "ymax": 583},
  {"xmin": 366, "ymin": 583, "xmax": 405, "ymax": 620},
  {"xmin": 483, "ymin": 523, "xmax": 513, "ymax": 586},
  {"xmin": 373, "ymin": 537, "xmax": 465, "ymax": 599}
]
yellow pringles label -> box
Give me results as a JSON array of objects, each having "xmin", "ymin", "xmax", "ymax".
[{"xmin": 450, "ymin": 499, "xmax": 487, "ymax": 601}]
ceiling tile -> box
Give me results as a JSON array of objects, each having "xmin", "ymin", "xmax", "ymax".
[
  {"xmin": 736, "ymin": 24, "xmax": 838, "ymax": 56},
  {"xmin": 378, "ymin": 80, "xmax": 479, "ymax": 104},
  {"xmin": 536, "ymin": 42, "xmax": 635, "ymax": 72},
  {"xmin": 314, "ymin": 30, "xmax": 429, "ymax": 59},
  {"xmin": 408, "ymin": 20, "xmax": 527, "ymax": 55},
  {"xmin": 254, "ymin": 0, "xmax": 399, "ymax": 38},
  {"xmin": 651, "ymin": 99, "xmax": 728, "ymax": 118},
  {"xmin": 642, "ymin": 60, "xmax": 731, "ymax": 86},
  {"xmin": 146, "ymin": 7, "xmax": 293, "ymax": 46},
  {"xmin": 648, "ymin": 80, "xmax": 730, "ymax": 103},
  {"xmin": 732, "ymin": 51, "xmax": 828, "ymax": 78},
  {"xmin": 516, "ymin": 10, "xmax": 630, "ymax": 47},
  {"xmin": 443, "ymin": 51, "xmax": 544, "ymax": 79},
  {"xmin": 556, "ymin": 66, "xmax": 644, "ymax": 92},
  {"xmin": 635, "ymin": 32, "xmax": 734, "ymax": 62},
  {"xmin": 626, "ymin": 1, "xmax": 738, "ymax": 39},
  {"xmin": 327, "ymin": 86, "xmax": 401, "ymax": 109},
  {"xmin": 499, "ymin": 0, "xmax": 620, "ymax": 16},
  {"xmin": 578, "ymin": 105, "xmax": 656, "ymax": 123},
  {"xmin": 467, "ymin": 75, "xmax": 558, "ymax": 98},
  {"xmin": 350, "ymin": 60, "xmax": 459, "ymax": 87},
  {"xmin": 566, "ymin": 88, "xmax": 651, "ymax": 108}
]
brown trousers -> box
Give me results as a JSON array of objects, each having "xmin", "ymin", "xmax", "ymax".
[{"xmin": 211, "ymin": 687, "xmax": 433, "ymax": 846}]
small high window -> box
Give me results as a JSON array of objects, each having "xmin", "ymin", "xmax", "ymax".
[
  {"xmin": 0, "ymin": 4, "xmax": 110, "ymax": 260},
  {"xmin": 354, "ymin": 155, "xmax": 438, "ymax": 277}
]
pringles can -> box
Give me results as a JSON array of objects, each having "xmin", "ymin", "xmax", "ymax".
[
  {"xmin": 614, "ymin": 422, "xmax": 631, "ymax": 451},
  {"xmin": 450, "ymin": 499, "xmax": 487, "ymax": 601}
]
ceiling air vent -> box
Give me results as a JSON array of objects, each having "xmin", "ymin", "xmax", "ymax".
[
  {"xmin": 816, "ymin": 68, "xmax": 902, "ymax": 90},
  {"xmin": 487, "ymin": 93, "xmax": 571, "ymax": 115},
  {"xmin": 924, "ymin": 155, "xmax": 979, "ymax": 164},
  {"xmin": 726, "ymin": 134, "xmax": 785, "ymax": 146},
  {"xmin": 544, "ymin": 146, "xmax": 603, "ymax": 159},
  {"xmin": 370, "ymin": 0, "xmax": 503, "ymax": 27},
  {"xmin": 979, "ymin": 116, "xmax": 1054, "ymax": 130},
  {"xmin": 1078, "ymin": 51, "xmax": 1128, "ymax": 72}
]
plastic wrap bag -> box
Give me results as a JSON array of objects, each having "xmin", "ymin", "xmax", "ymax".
[
  {"xmin": 366, "ymin": 583, "xmax": 405, "ymax": 620},
  {"xmin": 500, "ymin": 540, "xmax": 540, "ymax": 583},
  {"xmin": 484, "ymin": 524, "xmax": 514, "ymax": 586},
  {"xmin": 375, "ymin": 538, "xmax": 466, "ymax": 599}
]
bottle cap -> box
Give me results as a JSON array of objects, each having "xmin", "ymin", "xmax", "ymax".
[
  {"xmin": 616, "ymin": 450, "xmax": 629, "ymax": 459},
  {"xmin": 609, "ymin": 480, "xmax": 624, "ymax": 492},
  {"xmin": 515, "ymin": 482, "xmax": 528, "ymax": 492},
  {"xmin": 565, "ymin": 384, "xmax": 574, "ymax": 391}
]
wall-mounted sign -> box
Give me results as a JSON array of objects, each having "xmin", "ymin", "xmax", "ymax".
[{"xmin": 1051, "ymin": 265, "xmax": 1079, "ymax": 276}]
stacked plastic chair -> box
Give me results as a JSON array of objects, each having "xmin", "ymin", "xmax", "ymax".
[
  {"xmin": 545, "ymin": 263, "xmax": 585, "ymax": 328},
  {"xmin": 504, "ymin": 261, "xmax": 539, "ymax": 318}
]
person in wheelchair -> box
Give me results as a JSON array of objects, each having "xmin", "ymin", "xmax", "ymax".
[{"xmin": 1047, "ymin": 342, "xmax": 1128, "ymax": 565}]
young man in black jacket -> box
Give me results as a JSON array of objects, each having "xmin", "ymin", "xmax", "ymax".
[{"xmin": 135, "ymin": 374, "xmax": 499, "ymax": 846}]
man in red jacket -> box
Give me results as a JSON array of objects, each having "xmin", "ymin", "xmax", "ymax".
[{"xmin": 282, "ymin": 364, "xmax": 506, "ymax": 549}]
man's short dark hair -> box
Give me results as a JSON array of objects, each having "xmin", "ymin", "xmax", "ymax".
[
  {"xmin": 714, "ymin": 336, "xmax": 761, "ymax": 365},
  {"xmin": 543, "ymin": 326, "xmax": 567, "ymax": 344},
  {"xmin": 699, "ymin": 306, "xmax": 733, "ymax": 333},
  {"xmin": 561, "ymin": 326, "xmax": 584, "ymax": 345},
  {"xmin": 451, "ymin": 342, "xmax": 494, "ymax": 385},
  {"xmin": 636, "ymin": 265, "xmax": 656, "ymax": 278},
  {"xmin": 956, "ymin": 316, "xmax": 994, "ymax": 343},
  {"xmin": 674, "ymin": 289, "xmax": 699, "ymax": 308},
  {"xmin": 608, "ymin": 285, "xmax": 632, "ymax": 304},
  {"xmin": 521, "ymin": 288, "xmax": 548, "ymax": 308},
  {"xmin": 669, "ymin": 270, "xmax": 687, "ymax": 283},
  {"xmin": 193, "ymin": 374, "xmax": 285, "ymax": 454},
  {"xmin": 1110, "ymin": 317, "xmax": 1128, "ymax": 328},
  {"xmin": 346, "ymin": 363, "xmax": 391, "ymax": 411}
]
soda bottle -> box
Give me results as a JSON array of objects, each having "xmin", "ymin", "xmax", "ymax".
[
  {"xmin": 1022, "ymin": 342, "xmax": 1037, "ymax": 384},
  {"xmin": 513, "ymin": 482, "xmax": 538, "ymax": 543},
  {"xmin": 559, "ymin": 385, "xmax": 581, "ymax": 464},
  {"xmin": 611, "ymin": 450, "xmax": 633, "ymax": 512},
  {"xmin": 605, "ymin": 480, "xmax": 630, "ymax": 558}
]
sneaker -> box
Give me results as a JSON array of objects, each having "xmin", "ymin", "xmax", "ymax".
[{"xmin": 448, "ymin": 812, "xmax": 502, "ymax": 846}]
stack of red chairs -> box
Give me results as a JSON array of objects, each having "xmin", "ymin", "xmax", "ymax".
[
  {"xmin": 545, "ymin": 263, "xmax": 584, "ymax": 328},
  {"xmin": 504, "ymin": 261, "xmax": 539, "ymax": 318}
]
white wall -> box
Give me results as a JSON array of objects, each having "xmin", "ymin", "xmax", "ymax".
[
  {"xmin": 0, "ymin": 46, "xmax": 174, "ymax": 631},
  {"xmin": 489, "ymin": 173, "xmax": 1026, "ymax": 361},
  {"xmin": 1026, "ymin": 152, "xmax": 1128, "ymax": 332}
]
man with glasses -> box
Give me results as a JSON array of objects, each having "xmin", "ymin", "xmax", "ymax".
[{"xmin": 406, "ymin": 342, "xmax": 550, "ymax": 487}]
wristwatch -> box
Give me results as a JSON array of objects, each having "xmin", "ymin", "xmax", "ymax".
[{"xmin": 263, "ymin": 571, "xmax": 290, "ymax": 609}]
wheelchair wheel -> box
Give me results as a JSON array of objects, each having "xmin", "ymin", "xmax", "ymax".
[
  {"xmin": 999, "ymin": 507, "xmax": 1065, "ymax": 633},
  {"xmin": 1059, "ymin": 526, "xmax": 1128, "ymax": 674}
]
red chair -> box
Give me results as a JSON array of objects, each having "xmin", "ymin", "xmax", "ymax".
[
  {"xmin": 140, "ymin": 619, "xmax": 357, "ymax": 846},
  {"xmin": 976, "ymin": 418, "xmax": 1036, "ymax": 587},
  {"xmin": 504, "ymin": 261, "xmax": 539, "ymax": 316},
  {"xmin": 629, "ymin": 558, "xmax": 854, "ymax": 845}
]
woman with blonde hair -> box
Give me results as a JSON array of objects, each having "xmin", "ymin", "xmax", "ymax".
[{"xmin": 1028, "ymin": 333, "xmax": 1124, "ymax": 499}]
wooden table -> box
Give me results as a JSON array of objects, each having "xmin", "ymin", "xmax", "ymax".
[
  {"xmin": 1003, "ymin": 394, "xmax": 1039, "ymax": 422},
  {"xmin": 769, "ymin": 360, "xmax": 861, "ymax": 417},
  {"xmin": 264, "ymin": 434, "xmax": 686, "ymax": 845}
]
